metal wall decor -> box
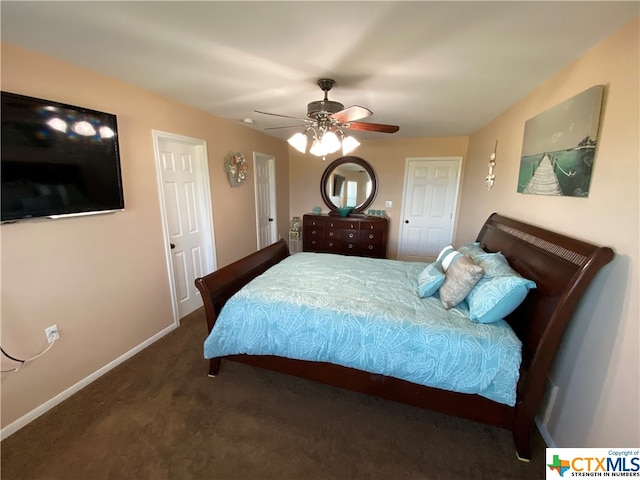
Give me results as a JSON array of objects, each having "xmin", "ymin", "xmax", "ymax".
[
  {"xmin": 224, "ymin": 152, "xmax": 248, "ymax": 187},
  {"xmin": 486, "ymin": 140, "xmax": 497, "ymax": 190}
]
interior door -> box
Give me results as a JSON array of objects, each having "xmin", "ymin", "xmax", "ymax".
[
  {"xmin": 397, "ymin": 157, "xmax": 461, "ymax": 262},
  {"xmin": 154, "ymin": 132, "xmax": 216, "ymax": 321},
  {"xmin": 254, "ymin": 152, "xmax": 277, "ymax": 249}
]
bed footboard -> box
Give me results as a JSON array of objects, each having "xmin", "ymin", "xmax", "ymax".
[{"xmin": 194, "ymin": 239, "xmax": 290, "ymax": 375}]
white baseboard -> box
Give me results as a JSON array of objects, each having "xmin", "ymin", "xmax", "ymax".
[
  {"xmin": 535, "ymin": 416, "xmax": 557, "ymax": 448},
  {"xmin": 0, "ymin": 323, "xmax": 177, "ymax": 441}
]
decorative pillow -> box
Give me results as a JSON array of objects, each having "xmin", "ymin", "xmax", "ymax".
[
  {"xmin": 417, "ymin": 261, "xmax": 446, "ymax": 298},
  {"xmin": 436, "ymin": 245, "xmax": 463, "ymax": 272},
  {"xmin": 466, "ymin": 252, "xmax": 537, "ymax": 323},
  {"xmin": 459, "ymin": 242, "xmax": 487, "ymax": 259},
  {"xmin": 436, "ymin": 245, "xmax": 455, "ymax": 261},
  {"xmin": 439, "ymin": 255, "xmax": 484, "ymax": 309}
]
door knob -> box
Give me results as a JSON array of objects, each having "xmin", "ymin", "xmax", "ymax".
[
  {"xmin": 269, "ymin": 218, "xmax": 274, "ymax": 222},
  {"xmin": 170, "ymin": 243, "xmax": 176, "ymax": 249},
  {"xmin": 405, "ymin": 220, "xmax": 409, "ymax": 224}
]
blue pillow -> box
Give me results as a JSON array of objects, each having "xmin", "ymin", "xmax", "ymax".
[
  {"xmin": 465, "ymin": 252, "xmax": 536, "ymax": 324},
  {"xmin": 417, "ymin": 261, "xmax": 446, "ymax": 298}
]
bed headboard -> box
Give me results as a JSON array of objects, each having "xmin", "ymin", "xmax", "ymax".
[{"xmin": 476, "ymin": 213, "xmax": 614, "ymax": 388}]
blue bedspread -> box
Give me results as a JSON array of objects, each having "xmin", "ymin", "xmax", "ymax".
[{"xmin": 203, "ymin": 252, "xmax": 522, "ymax": 406}]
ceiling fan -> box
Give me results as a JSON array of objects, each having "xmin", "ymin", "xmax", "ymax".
[{"xmin": 254, "ymin": 78, "xmax": 399, "ymax": 157}]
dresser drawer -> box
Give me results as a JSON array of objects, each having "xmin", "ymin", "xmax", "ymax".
[
  {"xmin": 359, "ymin": 230, "xmax": 384, "ymax": 243},
  {"xmin": 359, "ymin": 243, "xmax": 385, "ymax": 257},
  {"xmin": 360, "ymin": 220, "xmax": 386, "ymax": 232},
  {"xmin": 325, "ymin": 239, "xmax": 357, "ymax": 253},
  {"xmin": 327, "ymin": 219, "xmax": 359, "ymax": 230},
  {"xmin": 329, "ymin": 229, "xmax": 358, "ymax": 242},
  {"xmin": 304, "ymin": 217, "xmax": 325, "ymax": 228}
]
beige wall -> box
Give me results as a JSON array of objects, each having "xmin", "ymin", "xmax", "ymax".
[
  {"xmin": 457, "ymin": 18, "xmax": 639, "ymax": 447},
  {"xmin": 0, "ymin": 43, "xmax": 289, "ymax": 429},
  {"xmin": 289, "ymin": 136, "xmax": 469, "ymax": 258}
]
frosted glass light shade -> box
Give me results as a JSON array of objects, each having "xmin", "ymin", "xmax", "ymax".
[
  {"xmin": 309, "ymin": 139, "xmax": 328, "ymax": 156},
  {"xmin": 342, "ymin": 136, "xmax": 360, "ymax": 154},
  {"xmin": 321, "ymin": 131, "xmax": 341, "ymax": 154},
  {"xmin": 287, "ymin": 132, "xmax": 308, "ymax": 153}
]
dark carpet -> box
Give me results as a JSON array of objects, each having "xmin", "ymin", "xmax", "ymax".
[{"xmin": 1, "ymin": 308, "xmax": 546, "ymax": 479}]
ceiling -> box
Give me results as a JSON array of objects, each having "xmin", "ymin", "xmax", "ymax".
[{"xmin": 1, "ymin": 2, "xmax": 638, "ymax": 141}]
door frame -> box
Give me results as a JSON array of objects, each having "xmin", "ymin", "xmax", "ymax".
[
  {"xmin": 253, "ymin": 152, "xmax": 278, "ymax": 249},
  {"xmin": 397, "ymin": 156, "xmax": 463, "ymax": 260},
  {"xmin": 152, "ymin": 130, "xmax": 217, "ymax": 325}
]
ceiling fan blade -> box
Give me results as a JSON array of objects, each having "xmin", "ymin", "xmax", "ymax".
[
  {"xmin": 330, "ymin": 105, "xmax": 372, "ymax": 123},
  {"xmin": 254, "ymin": 110, "xmax": 309, "ymax": 121},
  {"xmin": 343, "ymin": 121, "xmax": 400, "ymax": 133},
  {"xmin": 264, "ymin": 124, "xmax": 309, "ymax": 130}
]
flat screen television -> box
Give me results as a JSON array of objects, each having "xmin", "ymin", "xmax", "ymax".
[
  {"xmin": 332, "ymin": 174, "xmax": 345, "ymax": 197},
  {"xmin": 1, "ymin": 91, "xmax": 124, "ymax": 222}
]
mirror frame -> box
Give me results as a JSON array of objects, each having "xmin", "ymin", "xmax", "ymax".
[{"xmin": 320, "ymin": 156, "xmax": 378, "ymax": 214}]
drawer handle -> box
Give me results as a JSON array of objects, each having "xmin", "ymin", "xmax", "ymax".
[
  {"xmin": 329, "ymin": 232, "xmax": 334, "ymax": 237},
  {"xmin": 312, "ymin": 230, "xmax": 316, "ymax": 234},
  {"xmin": 348, "ymin": 244, "xmax": 354, "ymax": 249},
  {"xmin": 350, "ymin": 224, "xmax": 355, "ymax": 229},
  {"xmin": 368, "ymin": 245, "xmax": 374, "ymax": 250},
  {"xmin": 328, "ymin": 242, "xmax": 334, "ymax": 247},
  {"xmin": 369, "ymin": 234, "xmax": 374, "ymax": 239},
  {"xmin": 311, "ymin": 241, "xmax": 317, "ymax": 245},
  {"xmin": 348, "ymin": 233, "xmax": 354, "ymax": 238}
]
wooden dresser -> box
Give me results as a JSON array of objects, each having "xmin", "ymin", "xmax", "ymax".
[{"xmin": 302, "ymin": 214, "xmax": 388, "ymax": 258}]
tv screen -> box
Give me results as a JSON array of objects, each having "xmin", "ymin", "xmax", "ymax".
[
  {"xmin": 332, "ymin": 174, "xmax": 345, "ymax": 196},
  {"xmin": 1, "ymin": 91, "xmax": 124, "ymax": 222}
]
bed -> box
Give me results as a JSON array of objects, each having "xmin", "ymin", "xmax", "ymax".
[{"xmin": 195, "ymin": 213, "xmax": 613, "ymax": 460}]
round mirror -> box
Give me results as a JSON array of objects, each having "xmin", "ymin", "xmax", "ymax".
[{"xmin": 320, "ymin": 156, "xmax": 378, "ymax": 214}]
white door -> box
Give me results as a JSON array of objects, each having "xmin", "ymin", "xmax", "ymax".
[
  {"xmin": 153, "ymin": 131, "xmax": 216, "ymax": 322},
  {"xmin": 397, "ymin": 157, "xmax": 461, "ymax": 262},
  {"xmin": 254, "ymin": 152, "xmax": 277, "ymax": 249}
]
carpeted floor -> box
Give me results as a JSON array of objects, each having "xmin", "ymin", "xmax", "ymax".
[{"xmin": 1, "ymin": 307, "xmax": 547, "ymax": 479}]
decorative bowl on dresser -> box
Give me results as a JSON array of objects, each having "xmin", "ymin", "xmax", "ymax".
[{"xmin": 302, "ymin": 214, "xmax": 388, "ymax": 258}]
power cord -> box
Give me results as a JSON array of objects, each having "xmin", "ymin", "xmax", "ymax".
[{"xmin": 1, "ymin": 334, "xmax": 58, "ymax": 373}]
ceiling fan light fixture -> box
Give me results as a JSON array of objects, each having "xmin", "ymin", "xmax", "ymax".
[
  {"xmin": 321, "ymin": 130, "xmax": 341, "ymax": 154},
  {"xmin": 342, "ymin": 135, "xmax": 360, "ymax": 155},
  {"xmin": 287, "ymin": 132, "xmax": 308, "ymax": 153},
  {"xmin": 309, "ymin": 138, "xmax": 329, "ymax": 157}
]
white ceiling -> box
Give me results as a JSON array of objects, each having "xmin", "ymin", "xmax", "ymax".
[{"xmin": 1, "ymin": 1, "xmax": 638, "ymax": 140}]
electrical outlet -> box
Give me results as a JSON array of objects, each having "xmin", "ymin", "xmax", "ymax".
[{"xmin": 45, "ymin": 325, "xmax": 60, "ymax": 343}]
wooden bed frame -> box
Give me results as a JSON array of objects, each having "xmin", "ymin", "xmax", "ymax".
[{"xmin": 194, "ymin": 213, "xmax": 613, "ymax": 460}]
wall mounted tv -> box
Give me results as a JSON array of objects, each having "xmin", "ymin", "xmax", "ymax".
[
  {"xmin": 1, "ymin": 91, "xmax": 125, "ymax": 222},
  {"xmin": 332, "ymin": 174, "xmax": 346, "ymax": 197}
]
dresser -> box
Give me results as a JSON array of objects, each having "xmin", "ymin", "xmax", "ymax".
[{"xmin": 302, "ymin": 214, "xmax": 388, "ymax": 258}]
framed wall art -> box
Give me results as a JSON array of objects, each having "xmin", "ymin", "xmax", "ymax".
[{"xmin": 517, "ymin": 85, "xmax": 604, "ymax": 197}]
